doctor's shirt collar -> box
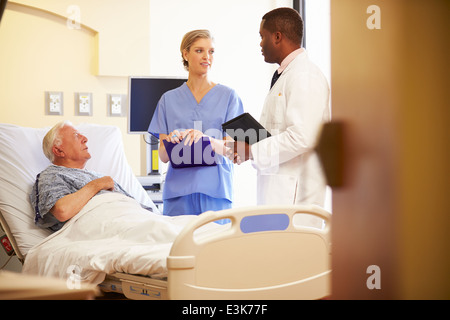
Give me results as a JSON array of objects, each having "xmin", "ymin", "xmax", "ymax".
[{"xmin": 277, "ymin": 48, "xmax": 304, "ymax": 74}]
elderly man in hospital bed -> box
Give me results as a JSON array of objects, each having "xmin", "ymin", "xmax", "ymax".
[
  {"xmin": 30, "ymin": 120, "xmax": 154, "ymax": 232},
  {"xmin": 23, "ymin": 120, "xmax": 217, "ymax": 283},
  {"xmin": 9, "ymin": 121, "xmax": 331, "ymax": 298}
]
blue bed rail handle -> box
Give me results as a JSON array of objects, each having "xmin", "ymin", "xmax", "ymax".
[{"xmin": 240, "ymin": 213, "xmax": 290, "ymax": 233}]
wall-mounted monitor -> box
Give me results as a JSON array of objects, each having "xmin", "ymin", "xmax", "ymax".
[{"xmin": 128, "ymin": 76, "xmax": 187, "ymax": 134}]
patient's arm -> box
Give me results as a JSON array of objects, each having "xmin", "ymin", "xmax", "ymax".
[{"xmin": 50, "ymin": 176, "xmax": 115, "ymax": 222}]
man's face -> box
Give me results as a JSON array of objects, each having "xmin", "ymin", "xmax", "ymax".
[
  {"xmin": 259, "ymin": 20, "xmax": 278, "ymax": 64},
  {"xmin": 56, "ymin": 125, "xmax": 91, "ymax": 163}
]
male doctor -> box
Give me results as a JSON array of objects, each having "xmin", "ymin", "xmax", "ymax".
[{"xmin": 231, "ymin": 7, "xmax": 330, "ymax": 227}]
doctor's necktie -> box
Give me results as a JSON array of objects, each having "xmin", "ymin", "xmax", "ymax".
[{"xmin": 270, "ymin": 70, "xmax": 282, "ymax": 89}]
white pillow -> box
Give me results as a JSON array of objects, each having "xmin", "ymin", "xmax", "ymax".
[{"xmin": 0, "ymin": 123, "xmax": 157, "ymax": 257}]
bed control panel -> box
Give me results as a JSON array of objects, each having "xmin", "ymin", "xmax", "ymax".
[{"xmin": 121, "ymin": 280, "xmax": 168, "ymax": 300}]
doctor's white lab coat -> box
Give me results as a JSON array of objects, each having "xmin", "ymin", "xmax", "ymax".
[{"xmin": 251, "ymin": 50, "xmax": 330, "ymax": 226}]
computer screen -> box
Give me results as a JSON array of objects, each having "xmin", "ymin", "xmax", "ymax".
[{"xmin": 128, "ymin": 77, "xmax": 186, "ymax": 134}]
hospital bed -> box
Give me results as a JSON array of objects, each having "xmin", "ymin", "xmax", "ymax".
[{"xmin": 0, "ymin": 122, "xmax": 331, "ymax": 300}]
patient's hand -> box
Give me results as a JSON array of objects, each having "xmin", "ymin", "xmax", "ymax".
[
  {"xmin": 51, "ymin": 176, "xmax": 116, "ymax": 222},
  {"xmin": 92, "ymin": 176, "xmax": 115, "ymax": 192}
]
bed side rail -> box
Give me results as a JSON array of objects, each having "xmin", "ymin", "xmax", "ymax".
[
  {"xmin": 169, "ymin": 204, "xmax": 331, "ymax": 257},
  {"xmin": 167, "ymin": 205, "xmax": 331, "ymax": 300}
]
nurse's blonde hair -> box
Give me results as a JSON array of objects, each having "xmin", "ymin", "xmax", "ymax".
[
  {"xmin": 180, "ymin": 29, "xmax": 213, "ymax": 71},
  {"xmin": 42, "ymin": 120, "xmax": 72, "ymax": 163}
]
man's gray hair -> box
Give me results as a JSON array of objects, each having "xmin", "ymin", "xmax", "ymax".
[{"xmin": 42, "ymin": 120, "xmax": 72, "ymax": 163}]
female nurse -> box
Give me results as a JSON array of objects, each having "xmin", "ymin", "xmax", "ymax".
[{"xmin": 148, "ymin": 29, "xmax": 244, "ymax": 219}]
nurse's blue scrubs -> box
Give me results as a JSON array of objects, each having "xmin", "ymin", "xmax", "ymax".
[{"xmin": 148, "ymin": 83, "xmax": 244, "ymax": 222}]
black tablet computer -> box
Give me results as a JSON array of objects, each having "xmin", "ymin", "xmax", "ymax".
[{"xmin": 222, "ymin": 113, "xmax": 271, "ymax": 144}]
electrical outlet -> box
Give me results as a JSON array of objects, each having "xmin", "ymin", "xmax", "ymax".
[
  {"xmin": 79, "ymin": 95, "xmax": 90, "ymax": 113},
  {"xmin": 107, "ymin": 94, "xmax": 126, "ymax": 117},
  {"xmin": 111, "ymin": 96, "xmax": 122, "ymax": 114},
  {"xmin": 75, "ymin": 92, "xmax": 92, "ymax": 116},
  {"xmin": 49, "ymin": 94, "xmax": 62, "ymax": 113},
  {"xmin": 45, "ymin": 91, "xmax": 63, "ymax": 115}
]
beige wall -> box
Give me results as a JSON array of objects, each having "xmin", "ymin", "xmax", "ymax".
[{"xmin": 0, "ymin": 0, "xmax": 150, "ymax": 174}]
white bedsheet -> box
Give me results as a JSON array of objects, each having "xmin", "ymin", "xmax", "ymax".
[{"xmin": 22, "ymin": 193, "xmax": 199, "ymax": 285}]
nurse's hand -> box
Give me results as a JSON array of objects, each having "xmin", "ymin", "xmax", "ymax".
[
  {"xmin": 182, "ymin": 129, "xmax": 204, "ymax": 146},
  {"xmin": 167, "ymin": 130, "xmax": 183, "ymax": 143}
]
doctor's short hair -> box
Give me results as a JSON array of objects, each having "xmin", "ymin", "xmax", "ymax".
[
  {"xmin": 42, "ymin": 120, "xmax": 72, "ymax": 163},
  {"xmin": 262, "ymin": 7, "xmax": 303, "ymax": 46},
  {"xmin": 180, "ymin": 29, "xmax": 214, "ymax": 71}
]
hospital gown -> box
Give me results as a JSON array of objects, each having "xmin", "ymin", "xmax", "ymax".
[{"xmin": 30, "ymin": 164, "xmax": 151, "ymax": 232}]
